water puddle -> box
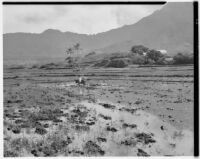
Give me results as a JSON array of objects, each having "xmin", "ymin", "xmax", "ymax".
[{"xmin": 71, "ymin": 100, "xmax": 194, "ymax": 156}]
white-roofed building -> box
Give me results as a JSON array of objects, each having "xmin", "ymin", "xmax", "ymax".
[{"xmin": 157, "ymin": 49, "xmax": 167, "ymax": 55}]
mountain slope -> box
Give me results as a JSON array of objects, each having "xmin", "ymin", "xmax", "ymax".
[
  {"xmin": 98, "ymin": 2, "xmax": 193, "ymax": 54},
  {"xmin": 3, "ymin": 2, "xmax": 193, "ymax": 63}
]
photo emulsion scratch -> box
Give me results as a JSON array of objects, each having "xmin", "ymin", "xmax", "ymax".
[{"xmin": 3, "ymin": 1, "xmax": 196, "ymax": 157}]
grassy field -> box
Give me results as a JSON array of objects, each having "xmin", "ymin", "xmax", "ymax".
[{"xmin": 3, "ymin": 65, "xmax": 194, "ymax": 156}]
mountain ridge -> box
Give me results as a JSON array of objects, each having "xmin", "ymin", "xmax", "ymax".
[{"xmin": 3, "ymin": 2, "xmax": 193, "ymax": 64}]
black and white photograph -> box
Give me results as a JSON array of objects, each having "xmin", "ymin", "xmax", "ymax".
[{"xmin": 3, "ymin": 1, "xmax": 197, "ymax": 157}]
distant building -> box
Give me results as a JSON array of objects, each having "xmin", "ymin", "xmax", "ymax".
[
  {"xmin": 157, "ymin": 49, "xmax": 167, "ymax": 55},
  {"xmin": 165, "ymin": 57, "xmax": 173, "ymax": 62}
]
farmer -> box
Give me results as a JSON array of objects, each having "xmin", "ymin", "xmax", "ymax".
[{"xmin": 75, "ymin": 75, "xmax": 86, "ymax": 86}]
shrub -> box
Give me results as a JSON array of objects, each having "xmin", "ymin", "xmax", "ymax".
[
  {"xmin": 155, "ymin": 57, "xmax": 166, "ymax": 65},
  {"xmin": 145, "ymin": 59, "xmax": 155, "ymax": 65},
  {"xmin": 4, "ymin": 150, "xmax": 18, "ymax": 157},
  {"xmin": 93, "ymin": 59, "xmax": 109, "ymax": 67},
  {"xmin": 146, "ymin": 49, "xmax": 164, "ymax": 63},
  {"xmin": 173, "ymin": 53, "xmax": 193, "ymax": 64},
  {"xmin": 129, "ymin": 54, "xmax": 145, "ymax": 64},
  {"xmin": 131, "ymin": 45, "xmax": 149, "ymax": 55},
  {"xmin": 35, "ymin": 126, "xmax": 47, "ymax": 135},
  {"xmin": 83, "ymin": 141, "xmax": 105, "ymax": 156},
  {"xmin": 106, "ymin": 59, "xmax": 128, "ymax": 68}
]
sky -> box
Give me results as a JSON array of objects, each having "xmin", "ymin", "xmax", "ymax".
[{"xmin": 3, "ymin": 5, "xmax": 164, "ymax": 35}]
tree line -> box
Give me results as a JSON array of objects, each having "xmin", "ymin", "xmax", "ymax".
[
  {"xmin": 130, "ymin": 45, "xmax": 193, "ymax": 65},
  {"xmin": 65, "ymin": 43, "xmax": 193, "ymax": 67}
]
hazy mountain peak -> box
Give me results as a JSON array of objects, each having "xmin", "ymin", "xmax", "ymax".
[{"xmin": 42, "ymin": 29, "xmax": 63, "ymax": 34}]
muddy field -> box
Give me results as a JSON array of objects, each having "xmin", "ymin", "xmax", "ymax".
[{"xmin": 3, "ymin": 65, "xmax": 194, "ymax": 156}]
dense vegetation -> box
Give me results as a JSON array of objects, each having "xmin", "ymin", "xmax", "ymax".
[
  {"xmin": 129, "ymin": 45, "xmax": 193, "ymax": 66},
  {"xmin": 66, "ymin": 44, "xmax": 194, "ymax": 68},
  {"xmin": 173, "ymin": 53, "xmax": 193, "ymax": 64},
  {"xmin": 27, "ymin": 44, "xmax": 193, "ymax": 69},
  {"xmin": 93, "ymin": 45, "xmax": 193, "ymax": 68}
]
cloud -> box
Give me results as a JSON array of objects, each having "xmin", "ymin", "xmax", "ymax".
[
  {"xmin": 19, "ymin": 14, "xmax": 46, "ymax": 24},
  {"xmin": 52, "ymin": 6, "xmax": 69, "ymax": 16},
  {"xmin": 16, "ymin": 6, "xmax": 69, "ymax": 24},
  {"xmin": 3, "ymin": 5, "xmax": 163, "ymax": 34},
  {"xmin": 113, "ymin": 5, "xmax": 163, "ymax": 26},
  {"xmin": 58, "ymin": 5, "xmax": 118, "ymax": 34}
]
